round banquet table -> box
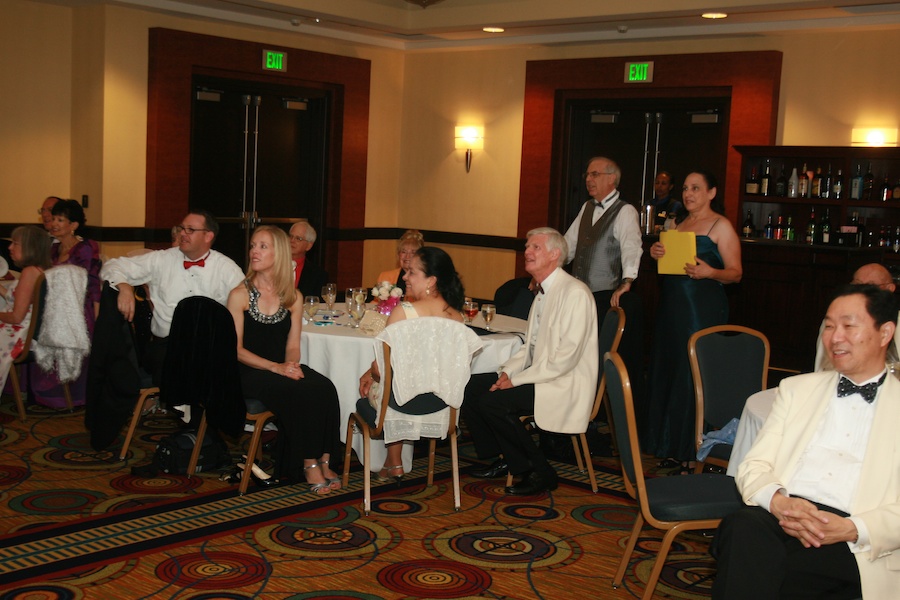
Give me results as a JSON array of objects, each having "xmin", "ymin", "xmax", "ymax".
[{"xmin": 300, "ymin": 309, "xmax": 527, "ymax": 473}]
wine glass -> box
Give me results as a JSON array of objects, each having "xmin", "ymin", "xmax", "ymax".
[
  {"xmin": 304, "ymin": 295, "xmax": 319, "ymax": 322},
  {"xmin": 463, "ymin": 300, "xmax": 479, "ymax": 324},
  {"xmin": 348, "ymin": 296, "xmax": 367, "ymax": 328},
  {"xmin": 481, "ymin": 303, "xmax": 496, "ymax": 331},
  {"xmin": 321, "ymin": 283, "xmax": 337, "ymax": 313}
]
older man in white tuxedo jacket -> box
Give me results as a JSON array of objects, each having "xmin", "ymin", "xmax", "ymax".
[
  {"xmin": 463, "ymin": 227, "xmax": 598, "ymax": 496},
  {"xmin": 712, "ymin": 284, "xmax": 900, "ymax": 600}
]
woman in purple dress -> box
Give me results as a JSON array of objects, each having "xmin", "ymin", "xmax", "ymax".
[{"xmin": 31, "ymin": 199, "xmax": 101, "ymax": 408}]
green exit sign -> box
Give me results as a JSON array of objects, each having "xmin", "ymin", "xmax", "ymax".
[
  {"xmin": 624, "ymin": 61, "xmax": 654, "ymax": 83},
  {"xmin": 262, "ymin": 49, "xmax": 287, "ymax": 72}
]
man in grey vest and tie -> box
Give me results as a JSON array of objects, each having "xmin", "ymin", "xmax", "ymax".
[
  {"xmin": 564, "ymin": 156, "xmax": 643, "ymax": 307},
  {"xmin": 563, "ymin": 156, "xmax": 648, "ymax": 431}
]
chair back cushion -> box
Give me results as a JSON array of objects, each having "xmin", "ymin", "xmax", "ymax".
[
  {"xmin": 694, "ymin": 329, "xmax": 768, "ymax": 429},
  {"xmin": 603, "ymin": 352, "xmax": 640, "ymax": 490}
]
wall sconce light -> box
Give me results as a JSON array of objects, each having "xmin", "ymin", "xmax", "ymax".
[
  {"xmin": 851, "ymin": 128, "xmax": 898, "ymax": 147},
  {"xmin": 455, "ymin": 126, "xmax": 484, "ymax": 173}
]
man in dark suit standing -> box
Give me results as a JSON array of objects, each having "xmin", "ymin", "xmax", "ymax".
[{"xmin": 289, "ymin": 221, "xmax": 328, "ymax": 299}]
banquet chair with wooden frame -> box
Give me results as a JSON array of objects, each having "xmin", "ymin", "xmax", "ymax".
[
  {"xmin": 604, "ymin": 351, "xmax": 744, "ymax": 600},
  {"xmin": 342, "ymin": 318, "xmax": 482, "ymax": 515},
  {"xmin": 689, "ymin": 324, "xmax": 770, "ymax": 474},
  {"xmin": 8, "ymin": 272, "xmax": 74, "ymax": 421},
  {"xmin": 505, "ymin": 306, "xmax": 625, "ymax": 493}
]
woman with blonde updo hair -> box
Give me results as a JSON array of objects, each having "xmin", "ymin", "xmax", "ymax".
[{"xmin": 376, "ymin": 229, "xmax": 425, "ymax": 296}]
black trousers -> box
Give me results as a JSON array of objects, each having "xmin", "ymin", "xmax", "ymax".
[
  {"xmin": 461, "ymin": 373, "xmax": 552, "ymax": 479},
  {"xmin": 711, "ymin": 505, "xmax": 862, "ymax": 600}
]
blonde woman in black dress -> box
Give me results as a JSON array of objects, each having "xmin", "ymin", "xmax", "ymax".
[{"xmin": 227, "ymin": 226, "xmax": 341, "ymax": 495}]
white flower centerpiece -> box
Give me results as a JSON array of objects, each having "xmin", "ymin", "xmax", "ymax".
[{"xmin": 371, "ymin": 280, "xmax": 403, "ymax": 315}]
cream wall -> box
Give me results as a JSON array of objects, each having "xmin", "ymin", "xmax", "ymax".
[{"xmin": 2, "ymin": 2, "xmax": 900, "ymax": 298}]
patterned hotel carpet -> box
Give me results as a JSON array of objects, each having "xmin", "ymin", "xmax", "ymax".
[{"xmin": 0, "ymin": 399, "xmax": 716, "ymax": 599}]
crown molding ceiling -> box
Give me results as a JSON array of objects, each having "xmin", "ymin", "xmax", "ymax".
[{"xmin": 51, "ymin": 0, "xmax": 900, "ymax": 50}]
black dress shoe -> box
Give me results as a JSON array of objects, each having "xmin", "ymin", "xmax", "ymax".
[
  {"xmin": 505, "ymin": 471, "xmax": 558, "ymax": 496},
  {"xmin": 470, "ymin": 458, "xmax": 509, "ymax": 479}
]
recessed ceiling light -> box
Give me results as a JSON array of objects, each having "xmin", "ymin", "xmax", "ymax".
[
  {"xmin": 702, "ymin": 12, "xmax": 728, "ymax": 19},
  {"xmin": 483, "ymin": 27, "xmax": 505, "ymax": 33}
]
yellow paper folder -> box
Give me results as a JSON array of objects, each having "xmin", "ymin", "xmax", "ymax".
[{"xmin": 658, "ymin": 230, "xmax": 697, "ymax": 275}]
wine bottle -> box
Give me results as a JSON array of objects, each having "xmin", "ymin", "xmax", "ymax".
[
  {"xmin": 805, "ymin": 206, "xmax": 817, "ymax": 244},
  {"xmin": 763, "ymin": 212, "xmax": 774, "ymax": 239},
  {"xmin": 787, "ymin": 167, "xmax": 799, "ymax": 198},
  {"xmin": 832, "ymin": 168, "xmax": 844, "ymax": 199},
  {"xmin": 774, "ymin": 214, "xmax": 784, "ymax": 240},
  {"xmin": 879, "ymin": 226, "xmax": 890, "ymax": 247},
  {"xmin": 893, "ymin": 226, "xmax": 900, "ymax": 253},
  {"xmin": 760, "ymin": 162, "xmax": 772, "ymax": 196},
  {"xmin": 850, "ymin": 164, "xmax": 863, "ymax": 200},
  {"xmin": 820, "ymin": 208, "xmax": 831, "ymax": 245},
  {"xmin": 775, "ymin": 164, "xmax": 787, "ymax": 196},
  {"xmin": 798, "ymin": 163, "xmax": 810, "ymax": 198},
  {"xmin": 820, "ymin": 165, "xmax": 833, "ymax": 199},
  {"xmin": 745, "ymin": 167, "xmax": 760, "ymax": 195},
  {"xmin": 742, "ymin": 210, "xmax": 755, "ymax": 238},
  {"xmin": 811, "ymin": 167, "xmax": 823, "ymax": 198},
  {"xmin": 855, "ymin": 213, "xmax": 867, "ymax": 248},
  {"xmin": 893, "ymin": 177, "xmax": 900, "ymax": 200},
  {"xmin": 881, "ymin": 175, "xmax": 892, "ymax": 202},
  {"xmin": 785, "ymin": 216, "xmax": 796, "ymax": 242},
  {"xmin": 863, "ymin": 163, "xmax": 875, "ymax": 201}
]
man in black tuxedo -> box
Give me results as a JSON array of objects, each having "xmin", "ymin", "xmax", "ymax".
[{"xmin": 289, "ymin": 221, "xmax": 328, "ymax": 299}]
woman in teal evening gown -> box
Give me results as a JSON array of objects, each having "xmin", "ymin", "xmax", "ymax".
[{"xmin": 644, "ymin": 171, "xmax": 743, "ymax": 470}]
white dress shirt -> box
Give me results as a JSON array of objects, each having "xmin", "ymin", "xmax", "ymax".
[
  {"xmin": 101, "ymin": 246, "xmax": 244, "ymax": 338},
  {"xmin": 563, "ymin": 190, "xmax": 643, "ymax": 280}
]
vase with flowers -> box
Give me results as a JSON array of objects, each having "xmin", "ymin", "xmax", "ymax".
[{"xmin": 371, "ymin": 281, "xmax": 403, "ymax": 315}]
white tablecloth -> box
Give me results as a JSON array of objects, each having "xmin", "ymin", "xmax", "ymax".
[
  {"xmin": 300, "ymin": 310, "xmax": 527, "ymax": 472},
  {"xmin": 726, "ymin": 388, "xmax": 776, "ymax": 477}
]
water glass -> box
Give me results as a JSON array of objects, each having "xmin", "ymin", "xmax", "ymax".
[
  {"xmin": 481, "ymin": 303, "xmax": 496, "ymax": 331},
  {"xmin": 321, "ymin": 283, "xmax": 337, "ymax": 312},
  {"xmin": 304, "ymin": 296, "xmax": 319, "ymax": 322}
]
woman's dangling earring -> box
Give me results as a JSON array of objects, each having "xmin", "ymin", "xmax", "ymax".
[{"xmin": 425, "ymin": 287, "xmax": 431, "ymax": 296}]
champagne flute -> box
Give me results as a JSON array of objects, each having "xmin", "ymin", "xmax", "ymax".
[
  {"xmin": 463, "ymin": 300, "xmax": 479, "ymax": 324},
  {"xmin": 348, "ymin": 296, "xmax": 367, "ymax": 328},
  {"xmin": 304, "ymin": 295, "xmax": 319, "ymax": 322},
  {"xmin": 481, "ymin": 303, "xmax": 496, "ymax": 331},
  {"xmin": 321, "ymin": 283, "xmax": 337, "ymax": 313}
]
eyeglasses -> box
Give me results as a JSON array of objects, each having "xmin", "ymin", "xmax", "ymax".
[
  {"xmin": 289, "ymin": 235, "xmax": 307, "ymax": 243},
  {"xmin": 174, "ymin": 225, "xmax": 210, "ymax": 235},
  {"xmin": 583, "ymin": 171, "xmax": 615, "ymax": 180}
]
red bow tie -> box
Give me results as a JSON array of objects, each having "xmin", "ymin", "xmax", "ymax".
[{"xmin": 183, "ymin": 258, "xmax": 205, "ymax": 269}]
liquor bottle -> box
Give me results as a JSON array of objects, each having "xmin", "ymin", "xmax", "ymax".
[
  {"xmin": 832, "ymin": 168, "xmax": 844, "ymax": 199},
  {"xmin": 787, "ymin": 167, "xmax": 799, "ymax": 198},
  {"xmin": 785, "ymin": 216, "xmax": 796, "ymax": 242},
  {"xmin": 760, "ymin": 162, "xmax": 772, "ymax": 196},
  {"xmin": 774, "ymin": 164, "xmax": 787, "ymax": 196},
  {"xmin": 745, "ymin": 167, "xmax": 760, "ymax": 195},
  {"xmin": 811, "ymin": 166, "xmax": 823, "ymax": 198},
  {"xmin": 820, "ymin": 208, "xmax": 832, "ymax": 245},
  {"xmin": 820, "ymin": 165, "xmax": 833, "ymax": 199},
  {"xmin": 798, "ymin": 163, "xmax": 810, "ymax": 198},
  {"xmin": 863, "ymin": 163, "xmax": 875, "ymax": 201},
  {"xmin": 763, "ymin": 212, "xmax": 775, "ymax": 239},
  {"xmin": 879, "ymin": 226, "xmax": 890, "ymax": 248},
  {"xmin": 850, "ymin": 164, "xmax": 863, "ymax": 200},
  {"xmin": 893, "ymin": 178, "xmax": 900, "ymax": 200},
  {"xmin": 774, "ymin": 214, "xmax": 784, "ymax": 240},
  {"xmin": 741, "ymin": 210, "xmax": 755, "ymax": 238},
  {"xmin": 805, "ymin": 206, "xmax": 817, "ymax": 244},
  {"xmin": 854, "ymin": 213, "xmax": 867, "ymax": 248},
  {"xmin": 881, "ymin": 175, "xmax": 892, "ymax": 202},
  {"xmin": 893, "ymin": 226, "xmax": 900, "ymax": 253}
]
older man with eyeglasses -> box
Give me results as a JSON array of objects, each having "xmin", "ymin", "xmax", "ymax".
[
  {"xmin": 100, "ymin": 209, "xmax": 243, "ymax": 385},
  {"xmin": 288, "ymin": 221, "xmax": 328, "ymax": 299}
]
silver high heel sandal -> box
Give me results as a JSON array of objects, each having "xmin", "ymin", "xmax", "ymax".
[
  {"xmin": 318, "ymin": 459, "xmax": 342, "ymax": 490},
  {"xmin": 304, "ymin": 463, "xmax": 332, "ymax": 495},
  {"xmin": 375, "ymin": 464, "xmax": 404, "ymax": 483}
]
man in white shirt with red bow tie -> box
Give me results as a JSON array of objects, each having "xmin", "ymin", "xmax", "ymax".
[
  {"xmin": 101, "ymin": 209, "xmax": 243, "ymax": 384},
  {"xmin": 712, "ymin": 284, "xmax": 900, "ymax": 600}
]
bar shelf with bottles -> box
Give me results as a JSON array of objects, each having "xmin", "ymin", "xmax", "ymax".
[{"xmin": 736, "ymin": 146, "xmax": 900, "ymax": 254}]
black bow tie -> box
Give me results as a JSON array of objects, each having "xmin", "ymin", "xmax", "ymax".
[{"xmin": 837, "ymin": 372, "xmax": 887, "ymax": 403}]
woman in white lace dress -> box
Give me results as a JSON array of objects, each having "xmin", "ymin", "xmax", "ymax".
[
  {"xmin": 358, "ymin": 246, "xmax": 469, "ymax": 481},
  {"xmin": 0, "ymin": 226, "xmax": 52, "ymax": 394}
]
